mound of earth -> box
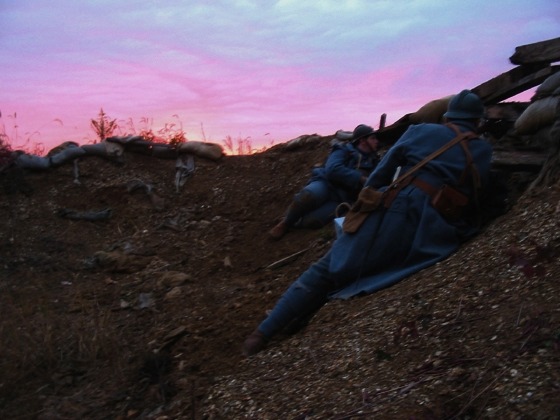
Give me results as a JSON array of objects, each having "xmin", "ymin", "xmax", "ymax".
[{"xmin": 0, "ymin": 135, "xmax": 559, "ymax": 419}]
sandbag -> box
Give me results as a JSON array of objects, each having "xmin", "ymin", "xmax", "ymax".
[
  {"xmin": 335, "ymin": 130, "xmax": 353, "ymax": 141},
  {"xmin": 526, "ymin": 99, "xmax": 560, "ymax": 149},
  {"xmin": 514, "ymin": 96, "xmax": 559, "ymax": 135},
  {"xmin": 152, "ymin": 144, "xmax": 178, "ymax": 159},
  {"xmin": 104, "ymin": 140, "xmax": 125, "ymax": 157},
  {"xmin": 82, "ymin": 142, "xmax": 112, "ymax": 156},
  {"xmin": 105, "ymin": 136, "xmax": 152, "ymax": 155},
  {"xmin": 177, "ymin": 141, "xmax": 224, "ymax": 161},
  {"xmin": 526, "ymin": 125, "xmax": 554, "ymax": 150},
  {"xmin": 49, "ymin": 145, "xmax": 87, "ymax": 166},
  {"xmin": 534, "ymin": 71, "xmax": 560, "ymax": 99},
  {"xmin": 409, "ymin": 95, "xmax": 453, "ymax": 124},
  {"xmin": 13, "ymin": 153, "xmax": 51, "ymax": 170},
  {"xmin": 46, "ymin": 141, "xmax": 80, "ymax": 156},
  {"xmin": 80, "ymin": 141, "xmax": 124, "ymax": 160}
]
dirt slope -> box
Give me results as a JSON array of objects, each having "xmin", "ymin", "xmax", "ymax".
[{"xmin": 0, "ymin": 136, "xmax": 559, "ymax": 419}]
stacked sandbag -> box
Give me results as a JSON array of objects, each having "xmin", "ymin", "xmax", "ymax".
[
  {"xmin": 105, "ymin": 136, "xmax": 223, "ymax": 161},
  {"xmin": 281, "ymin": 134, "xmax": 324, "ymax": 151},
  {"xmin": 105, "ymin": 136, "xmax": 176, "ymax": 158},
  {"xmin": 48, "ymin": 142, "xmax": 87, "ymax": 166},
  {"xmin": 409, "ymin": 95, "xmax": 454, "ymax": 124},
  {"xmin": 177, "ymin": 141, "xmax": 224, "ymax": 161},
  {"xmin": 334, "ymin": 130, "xmax": 353, "ymax": 141},
  {"xmin": 514, "ymin": 72, "xmax": 560, "ymax": 145},
  {"xmin": 82, "ymin": 139, "xmax": 125, "ymax": 158},
  {"xmin": 13, "ymin": 152, "xmax": 52, "ymax": 170},
  {"xmin": 105, "ymin": 136, "xmax": 154, "ymax": 156},
  {"xmin": 532, "ymin": 71, "xmax": 560, "ymax": 101},
  {"xmin": 14, "ymin": 141, "xmax": 87, "ymax": 170}
]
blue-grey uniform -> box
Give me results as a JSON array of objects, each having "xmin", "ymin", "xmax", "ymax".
[
  {"xmin": 330, "ymin": 120, "xmax": 492, "ymax": 297},
  {"xmin": 244, "ymin": 90, "xmax": 493, "ymax": 356},
  {"xmin": 288, "ymin": 141, "xmax": 379, "ymax": 229}
]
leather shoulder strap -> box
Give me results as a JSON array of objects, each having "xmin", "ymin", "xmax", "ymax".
[{"xmin": 389, "ymin": 124, "xmax": 476, "ymax": 188}]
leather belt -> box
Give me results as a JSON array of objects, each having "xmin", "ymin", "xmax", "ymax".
[
  {"xmin": 384, "ymin": 177, "xmax": 444, "ymax": 208},
  {"xmin": 411, "ymin": 177, "xmax": 439, "ymax": 199}
]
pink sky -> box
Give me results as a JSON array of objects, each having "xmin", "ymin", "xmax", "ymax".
[{"xmin": 2, "ymin": 1, "xmax": 559, "ymax": 153}]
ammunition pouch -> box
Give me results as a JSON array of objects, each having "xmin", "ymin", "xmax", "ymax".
[
  {"xmin": 413, "ymin": 178, "xmax": 469, "ymax": 221},
  {"xmin": 431, "ymin": 184, "xmax": 469, "ymax": 221},
  {"xmin": 342, "ymin": 187, "xmax": 385, "ymax": 234}
]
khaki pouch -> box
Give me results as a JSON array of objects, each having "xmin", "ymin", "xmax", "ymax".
[{"xmin": 342, "ymin": 187, "xmax": 385, "ymax": 233}]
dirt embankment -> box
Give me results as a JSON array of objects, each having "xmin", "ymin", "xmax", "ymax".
[{"xmin": 0, "ymin": 136, "xmax": 559, "ymax": 419}]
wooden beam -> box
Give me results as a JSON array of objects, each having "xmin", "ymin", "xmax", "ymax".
[
  {"xmin": 510, "ymin": 37, "xmax": 560, "ymax": 65},
  {"xmin": 472, "ymin": 64, "xmax": 560, "ymax": 104},
  {"xmin": 485, "ymin": 102, "xmax": 529, "ymax": 121},
  {"xmin": 377, "ymin": 39, "xmax": 560, "ymax": 145},
  {"xmin": 492, "ymin": 150, "xmax": 546, "ymax": 170}
]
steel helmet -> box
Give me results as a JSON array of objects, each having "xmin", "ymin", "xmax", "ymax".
[
  {"xmin": 443, "ymin": 90, "xmax": 484, "ymax": 119},
  {"xmin": 352, "ymin": 124, "xmax": 375, "ymax": 142}
]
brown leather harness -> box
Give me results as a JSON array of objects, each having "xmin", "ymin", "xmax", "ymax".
[{"xmin": 383, "ymin": 124, "xmax": 481, "ymax": 222}]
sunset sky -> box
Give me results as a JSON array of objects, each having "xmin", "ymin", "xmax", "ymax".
[{"xmin": 2, "ymin": 1, "xmax": 559, "ymax": 153}]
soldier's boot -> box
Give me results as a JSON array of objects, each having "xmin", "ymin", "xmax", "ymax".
[
  {"xmin": 268, "ymin": 219, "xmax": 289, "ymax": 240},
  {"xmin": 242, "ymin": 329, "xmax": 268, "ymax": 357}
]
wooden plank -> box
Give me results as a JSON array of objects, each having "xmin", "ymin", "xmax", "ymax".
[
  {"xmin": 472, "ymin": 64, "xmax": 560, "ymax": 105},
  {"xmin": 377, "ymin": 38, "xmax": 559, "ymax": 145},
  {"xmin": 492, "ymin": 150, "xmax": 546, "ymax": 169},
  {"xmin": 510, "ymin": 37, "xmax": 560, "ymax": 65},
  {"xmin": 485, "ymin": 102, "xmax": 529, "ymax": 120}
]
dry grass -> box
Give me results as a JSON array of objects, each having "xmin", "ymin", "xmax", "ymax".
[
  {"xmin": 2, "ymin": 109, "xmax": 271, "ymax": 157},
  {"xmin": 0, "ymin": 277, "xmax": 127, "ymax": 413}
]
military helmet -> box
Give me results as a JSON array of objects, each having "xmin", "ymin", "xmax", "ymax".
[
  {"xmin": 443, "ymin": 90, "xmax": 484, "ymax": 119},
  {"xmin": 352, "ymin": 124, "xmax": 375, "ymax": 142}
]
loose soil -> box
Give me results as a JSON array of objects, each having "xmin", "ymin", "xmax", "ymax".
[{"xmin": 0, "ymin": 135, "xmax": 558, "ymax": 419}]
